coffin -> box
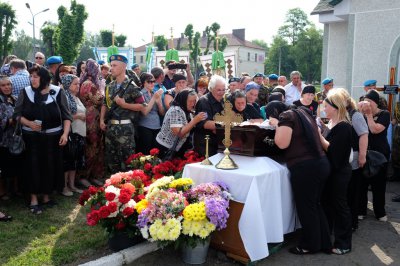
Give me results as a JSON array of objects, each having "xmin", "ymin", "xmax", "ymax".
[{"xmin": 216, "ymin": 125, "xmax": 282, "ymax": 159}]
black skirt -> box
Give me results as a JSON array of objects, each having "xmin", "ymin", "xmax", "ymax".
[
  {"xmin": 22, "ymin": 130, "xmax": 64, "ymax": 194},
  {"xmin": 63, "ymin": 133, "xmax": 86, "ymax": 171}
]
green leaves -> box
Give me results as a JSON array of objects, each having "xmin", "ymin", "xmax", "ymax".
[{"xmin": 0, "ymin": 2, "xmax": 17, "ymax": 61}]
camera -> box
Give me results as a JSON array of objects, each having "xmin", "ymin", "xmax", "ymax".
[{"xmin": 168, "ymin": 63, "xmax": 187, "ymax": 70}]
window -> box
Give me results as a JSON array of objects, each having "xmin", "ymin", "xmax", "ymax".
[
  {"xmin": 255, "ymin": 53, "xmax": 258, "ymax": 62},
  {"xmin": 248, "ymin": 52, "xmax": 250, "ymax": 61},
  {"xmin": 140, "ymin": 55, "xmax": 144, "ymax": 63}
]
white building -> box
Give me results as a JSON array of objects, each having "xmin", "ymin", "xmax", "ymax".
[
  {"xmin": 312, "ymin": 0, "xmax": 400, "ymax": 105},
  {"xmin": 134, "ymin": 29, "xmax": 265, "ymax": 77}
]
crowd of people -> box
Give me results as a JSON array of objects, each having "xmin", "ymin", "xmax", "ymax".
[{"xmin": 0, "ymin": 52, "xmax": 398, "ymax": 257}]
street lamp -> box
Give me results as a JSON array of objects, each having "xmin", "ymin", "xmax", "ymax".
[{"xmin": 26, "ymin": 3, "xmax": 49, "ymax": 60}]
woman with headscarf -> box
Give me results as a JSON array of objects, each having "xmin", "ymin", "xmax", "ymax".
[
  {"xmin": 319, "ymin": 89, "xmax": 353, "ymax": 255},
  {"xmin": 13, "ymin": 65, "xmax": 72, "ymax": 214},
  {"xmin": 79, "ymin": 59, "xmax": 104, "ymax": 187},
  {"xmin": 230, "ymin": 90, "xmax": 263, "ymax": 122},
  {"xmin": 265, "ymin": 101, "xmax": 331, "ymax": 255},
  {"xmin": 156, "ymin": 89, "xmax": 206, "ymax": 159},
  {"xmin": 358, "ymin": 89, "xmax": 390, "ymax": 222},
  {"xmin": 293, "ymin": 85, "xmax": 319, "ymax": 117},
  {"xmin": 164, "ymin": 74, "xmax": 188, "ymax": 110},
  {"xmin": 61, "ymin": 74, "xmax": 86, "ymax": 196}
]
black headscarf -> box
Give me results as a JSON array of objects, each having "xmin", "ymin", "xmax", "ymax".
[
  {"xmin": 171, "ymin": 89, "xmax": 196, "ymax": 122},
  {"xmin": 264, "ymin": 101, "xmax": 288, "ymax": 119},
  {"xmin": 28, "ymin": 65, "xmax": 51, "ymax": 105}
]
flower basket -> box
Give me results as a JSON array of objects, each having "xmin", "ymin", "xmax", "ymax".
[
  {"xmin": 181, "ymin": 236, "xmax": 211, "ymax": 264},
  {"xmin": 108, "ymin": 231, "xmax": 145, "ymax": 251}
]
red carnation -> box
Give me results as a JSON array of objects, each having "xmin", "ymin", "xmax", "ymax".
[
  {"xmin": 144, "ymin": 163, "xmax": 152, "ymax": 172},
  {"xmin": 134, "ymin": 194, "xmax": 145, "ymax": 202},
  {"xmin": 99, "ymin": 205, "xmax": 111, "ymax": 219},
  {"xmin": 118, "ymin": 191, "xmax": 131, "ymax": 204},
  {"xmin": 87, "ymin": 210, "xmax": 100, "ymax": 226},
  {"xmin": 122, "ymin": 207, "xmax": 134, "ymax": 217},
  {"xmin": 88, "ymin": 186, "xmax": 98, "ymax": 195},
  {"xmin": 105, "ymin": 192, "xmax": 116, "ymax": 201},
  {"xmin": 115, "ymin": 221, "xmax": 126, "ymax": 230},
  {"xmin": 149, "ymin": 148, "xmax": 159, "ymax": 156},
  {"xmin": 107, "ymin": 202, "xmax": 118, "ymax": 213},
  {"xmin": 79, "ymin": 190, "xmax": 91, "ymax": 205}
]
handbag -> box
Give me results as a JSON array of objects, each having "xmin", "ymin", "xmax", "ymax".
[
  {"xmin": 9, "ymin": 118, "xmax": 25, "ymax": 155},
  {"xmin": 363, "ymin": 150, "xmax": 387, "ymax": 178},
  {"xmin": 162, "ymin": 128, "xmax": 182, "ymax": 161}
]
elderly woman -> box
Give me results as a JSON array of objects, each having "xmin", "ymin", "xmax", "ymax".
[
  {"xmin": 319, "ymin": 90, "xmax": 353, "ymax": 255},
  {"xmin": 137, "ymin": 73, "xmax": 165, "ymax": 154},
  {"xmin": 79, "ymin": 59, "xmax": 104, "ymax": 187},
  {"xmin": 13, "ymin": 65, "xmax": 72, "ymax": 214},
  {"xmin": 293, "ymin": 85, "xmax": 319, "ymax": 117},
  {"xmin": 164, "ymin": 74, "xmax": 188, "ymax": 110},
  {"xmin": 230, "ymin": 90, "xmax": 263, "ymax": 122},
  {"xmin": 194, "ymin": 75, "xmax": 225, "ymax": 156},
  {"xmin": 358, "ymin": 89, "xmax": 390, "ymax": 222},
  {"xmin": 265, "ymin": 101, "xmax": 331, "ymax": 255},
  {"xmin": 62, "ymin": 74, "xmax": 86, "ymax": 196},
  {"xmin": 156, "ymin": 89, "xmax": 206, "ymax": 159}
]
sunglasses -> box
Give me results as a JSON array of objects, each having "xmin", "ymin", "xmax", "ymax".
[
  {"xmin": 147, "ymin": 80, "xmax": 156, "ymax": 83},
  {"xmin": 35, "ymin": 57, "xmax": 44, "ymax": 59}
]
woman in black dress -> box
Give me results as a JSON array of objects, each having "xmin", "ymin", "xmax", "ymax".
[
  {"xmin": 265, "ymin": 102, "xmax": 331, "ymax": 255},
  {"xmin": 293, "ymin": 85, "xmax": 319, "ymax": 117},
  {"xmin": 319, "ymin": 89, "xmax": 353, "ymax": 255},
  {"xmin": 13, "ymin": 65, "xmax": 72, "ymax": 214}
]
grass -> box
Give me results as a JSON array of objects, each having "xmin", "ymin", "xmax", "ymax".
[{"xmin": 0, "ymin": 194, "xmax": 111, "ymax": 266}]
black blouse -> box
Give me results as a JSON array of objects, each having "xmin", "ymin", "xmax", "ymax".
[{"xmin": 325, "ymin": 121, "xmax": 352, "ymax": 170}]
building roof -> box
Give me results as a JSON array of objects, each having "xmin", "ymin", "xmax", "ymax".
[
  {"xmin": 311, "ymin": 0, "xmax": 343, "ymax": 15},
  {"xmin": 134, "ymin": 30, "xmax": 265, "ymax": 53}
]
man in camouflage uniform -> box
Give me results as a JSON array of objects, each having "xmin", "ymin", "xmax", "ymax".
[
  {"xmin": 100, "ymin": 54, "xmax": 146, "ymax": 174},
  {"xmin": 316, "ymin": 78, "xmax": 334, "ymax": 123},
  {"xmin": 254, "ymin": 73, "xmax": 271, "ymax": 107}
]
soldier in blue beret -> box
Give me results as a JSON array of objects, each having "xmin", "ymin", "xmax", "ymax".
[
  {"xmin": 268, "ymin": 74, "xmax": 279, "ymax": 88},
  {"xmin": 363, "ymin": 79, "xmax": 377, "ymax": 92},
  {"xmin": 131, "ymin": 63, "xmax": 141, "ymax": 77},
  {"xmin": 253, "ymin": 73, "xmax": 271, "ymax": 106},
  {"xmin": 46, "ymin": 56, "xmax": 63, "ymax": 76},
  {"xmin": 316, "ymin": 77, "xmax": 334, "ymax": 122},
  {"xmin": 228, "ymin": 77, "xmax": 241, "ymax": 93},
  {"xmin": 97, "ymin": 60, "xmax": 105, "ymax": 66},
  {"xmin": 360, "ymin": 79, "xmax": 387, "ymax": 110}
]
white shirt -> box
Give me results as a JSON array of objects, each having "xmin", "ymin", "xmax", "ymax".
[
  {"xmin": 284, "ymin": 82, "xmax": 305, "ymax": 105},
  {"xmin": 71, "ymin": 96, "xmax": 86, "ymax": 137}
]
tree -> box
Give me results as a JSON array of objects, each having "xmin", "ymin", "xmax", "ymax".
[
  {"xmin": 155, "ymin": 35, "xmax": 167, "ymax": 51},
  {"xmin": 213, "ymin": 36, "xmax": 227, "ymax": 52},
  {"xmin": 184, "ymin": 24, "xmax": 201, "ymax": 75},
  {"xmin": 264, "ymin": 36, "xmax": 294, "ymax": 77},
  {"xmin": 252, "ymin": 39, "xmax": 269, "ymax": 56},
  {"xmin": 54, "ymin": 0, "xmax": 88, "ymax": 64},
  {"xmin": 41, "ymin": 23, "xmax": 57, "ymax": 56},
  {"xmin": 115, "ymin": 34, "xmax": 126, "ymax": 47},
  {"xmin": 0, "ymin": 3, "xmax": 17, "ymax": 61},
  {"xmin": 76, "ymin": 32, "xmax": 99, "ymax": 62},
  {"xmin": 278, "ymin": 8, "xmax": 311, "ymax": 45},
  {"xmin": 11, "ymin": 30, "xmax": 32, "ymax": 60},
  {"xmin": 291, "ymin": 26, "xmax": 323, "ymax": 83},
  {"xmin": 100, "ymin": 30, "xmax": 112, "ymax": 47}
]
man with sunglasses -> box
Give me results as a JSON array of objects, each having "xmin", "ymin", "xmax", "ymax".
[{"xmin": 34, "ymin": 52, "xmax": 45, "ymax": 66}]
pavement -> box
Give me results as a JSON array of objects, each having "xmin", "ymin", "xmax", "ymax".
[{"xmin": 81, "ymin": 180, "xmax": 400, "ymax": 266}]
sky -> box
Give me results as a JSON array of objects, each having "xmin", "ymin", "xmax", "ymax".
[{"xmin": 9, "ymin": 0, "xmax": 322, "ymax": 47}]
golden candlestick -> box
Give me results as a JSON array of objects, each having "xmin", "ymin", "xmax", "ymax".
[
  {"xmin": 214, "ymin": 100, "xmax": 243, "ymax": 169},
  {"xmin": 200, "ymin": 135, "xmax": 213, "ymax": 165}
]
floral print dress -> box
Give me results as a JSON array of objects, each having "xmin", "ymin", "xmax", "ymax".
[{"xmin": 79, "ymin": 79, "xmax": 105, "ymax": 179}]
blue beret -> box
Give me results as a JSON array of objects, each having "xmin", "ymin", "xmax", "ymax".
[
  {"xmin": 253, "ymin": 73, "xmax": 264, "ymax": 78},
  {"xmin": 322, "ymin": 77, "xmax": 333, "ymax": 85},
  {"xmin": 268, "ymin": 74, "xmax": 279, "ymax": 80},
  {"xmin": 109, "ymin": 54, "xmax": 128, "ymax": 64},
  {"xmin": 199, "ymin": 71, "xmax": 207, "ymax": 77},
  {"xmin": 46, "ymin": 56, "xmax": 63, "ymax": 65},
  {"xmin": 245, "ymin": 81, "xmax": 260, "ymax": 92},
  {"xmin": 228, "ymin": 77, "xmax": 240, "ymax": 83},
  {"xmin": 97, "ymin": 60, "xmax": 105, "ymax": 65},
  {"xmin": 131, "ymin": 63, "xmax": 139, "ymax": 69},
  {"xmin": 364, "ymin": 79, "xmax": 377, "ymax": 87}
]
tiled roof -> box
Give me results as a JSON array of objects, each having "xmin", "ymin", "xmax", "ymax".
[
  {"xmin": 311, "ymin": 0, "xmax": 343, "ymax": 15},
  {"xmin": 134, "ymin": 33, "xmax": 265, "ymax": 52}
]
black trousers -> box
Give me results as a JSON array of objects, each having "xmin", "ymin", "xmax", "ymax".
[
  {"xmin": 137, "ymin": 126, "xmax": 160, "ymax": 155},
  {"xmin": 359, "ymin": 163, "xmax": 388, "ymax": 219},
  {"xmin": 289, "ymin": 157, "xmax": 332, "ymax": 252},
  {"xmin": 323, "ymin": 164, "xmax": 352, "ymax": 250},
  {"xmin": 347, "ymin": 168, "xmax": 363, "ymax": 228}
]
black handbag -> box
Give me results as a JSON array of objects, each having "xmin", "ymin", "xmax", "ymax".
[
  {"xmin": 9, "ymin": 118, "xmax": 25, "ymax": 155},
  {"xmin": 363, "ymin": 150, "xmax": 387, "ymax": 178}
]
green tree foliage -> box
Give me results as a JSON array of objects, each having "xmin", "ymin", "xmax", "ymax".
[
  {"xmin": 0, "ymin": 3, "xmax": 17, "ymax": 61},
  {"xmin": 252, "ymin": 39, "xmax": 269, "ymax": 56},
  {"xmin": 203, "ymin": 26, "xmax": 212, "ymax": 55},
  {"xmin": 278, "ymin": 8, "xmax": 311, "ymax": 45},
  {"xmin": 184, "ymin": 24, "xmax": 201, "ymax": 74},
  {"xmin": 184, "ymin": 24, "xmax": 194, "ymax": 52},
  {"xmin": 292, "ymin": 26, "xmax": 323, "ymax": 83},
  {"xmin": 100, "ymin": 30, "xmax": 112, "ymax": 47},
  {"xmin": 11, "ymin": 30, "xmax": 32, "ymax": 60},
  {"xmin": 76, "ymin": 32, "xmax": 100, "ymax": 62},
  {"xmin": 41, "ymin": 23, "xmax": 57, "ymax": 56},
  {"xmin": 264, "ymin": 36, "xmax": 293, "ymax": 77},
  {"xmin": 54, "ymin": 0, "xmax": 88, "ymax": 64},
  {"xmin": 155, "ymin": 35, "xmax": 167, "ymax": 51},
  {"xmin": 115, "ymin": 34, "xmax": 126, "ymax": 47},
  {"xmin": 213, "ymin": 36, "xmax": 227, "ymax": 52}
]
